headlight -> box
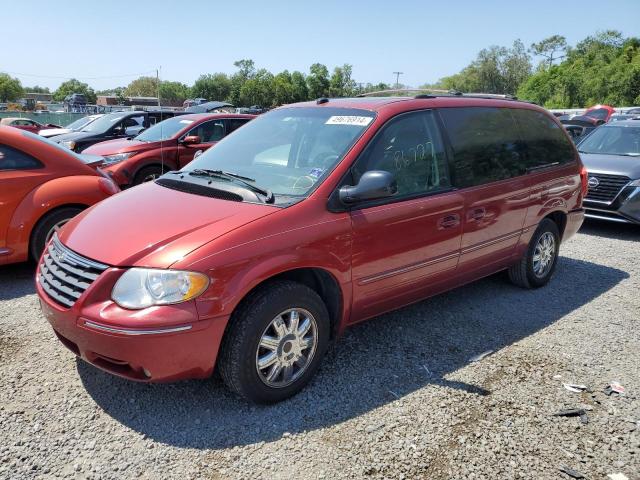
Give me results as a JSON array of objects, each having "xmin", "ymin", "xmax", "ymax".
[
  {"xmin": 102, "ymin": 152, "xmax": 134, "ymax": 165},
  {"xmin": 629, "ymin": 179, "xmax": 640, "ymax": 187},
  {"xmin": 61, "ymin": 140, "xmax": 76, "ymax": 150},
  {"xmin": 112, "ymin": 268, "xmax": 210, "ymax": 309}
]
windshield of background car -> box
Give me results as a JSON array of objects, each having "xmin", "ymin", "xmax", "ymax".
[
  {"xmin": 183, "ymin": 107, "xmax": 376, "ymax": 198},
  {"xmin": 66, "ymin": 116, "xmax": 95, "ymax": 130},
  {"xmin": 135, "ymin": 116, "xmax": 194, "ymax": 142},
  {"xmin": 578, "ymin": 125, "xmax": 640, "ymax": 156},
  {"xmin": 81, "ymin": 113, "xmax": 129, "ymax": 133}
]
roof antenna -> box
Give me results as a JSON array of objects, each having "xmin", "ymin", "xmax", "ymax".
[
  {"xmin": 316, "ymin": 97, "xmax": 329, "ymax": 105},
  {"xmin": 157, "ymin": 66, "xmax": 164, "ymax": 177}
]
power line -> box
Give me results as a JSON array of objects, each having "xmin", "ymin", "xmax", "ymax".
[{"xmin": 4, "ymin": 69, "xmax": 157, "ymax": 80}]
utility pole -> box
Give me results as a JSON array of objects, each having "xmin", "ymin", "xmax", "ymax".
[
  {"xmin": 156, "ymin": 67, "xmax": 161, "ymax": 108},
  {"xmin": 393, "ymin": 71, "xmax": 403, "ymax": 89}
]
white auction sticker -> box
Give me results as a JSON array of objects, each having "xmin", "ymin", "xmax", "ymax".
[
  {"xmin": 325, "ymin": 116, "xmax": 373, "ymax": 126},
  {"xmin": 179, "ymin": 120, "xmax": 195, "ymax": 124}
]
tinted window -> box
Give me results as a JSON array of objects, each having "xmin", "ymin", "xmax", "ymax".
[
  {"xmin": 353, "ymin": 110, "xmax": 450, "ymax": 196},
  {"xmin": 226, "ymin": 118, "xmax": 249, "ymax": 134},
  {"xmin": 585, "ymin": 108, "xmax": 609, "ymax": 121},
  {"xmin": 440, "ymin": 107, "xmax": 525, "ymax": 188},
  {"xmin": 187, "ymin": 120, "xmax": 225, "ymax": 143},
  {"xmin": 0, "ymin": 144, "xmax": 43, "ymax": 170},
  {"xmin": 512, "ymin": 108, "xmax": 576, "ymax": 167}
]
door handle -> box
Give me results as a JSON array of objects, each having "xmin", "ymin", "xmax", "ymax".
[
  {"xmin": 469, "ymin": 207, "xmax": 486, "ymax": 221},
  {"xmin": 438, "ymin": 214, "xmax": 460, "ymax": 229}
]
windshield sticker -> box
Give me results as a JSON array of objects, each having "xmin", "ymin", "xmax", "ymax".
[
  {"xmin": 308, "ymin": 168, "xmax": 325, "ymax": 179},
  {"xmin": 325, "ymin": 115, "xmax": 373, "ymax": 126},
  {"xmin": 179, "ymin": 120, "xmax": 195, "ymax": 124}
]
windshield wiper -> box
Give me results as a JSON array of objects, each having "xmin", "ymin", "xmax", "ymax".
[{"xmin": 184, "ymin": 169, "xmax": 275, "ymax": 203}]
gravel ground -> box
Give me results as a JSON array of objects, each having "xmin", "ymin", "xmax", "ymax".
[{"xmin": 0, "ymin": 220, "xmax": 639, "ymax": 480}]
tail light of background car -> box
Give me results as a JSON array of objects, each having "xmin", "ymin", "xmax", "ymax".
[{"xmin": 580, "ymin": 165, "xmax": 589, "ymax": 199}]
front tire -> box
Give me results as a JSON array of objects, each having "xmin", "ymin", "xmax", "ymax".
[
  {"xmin": 218, "ymin": 281, "xmax": 330, "ymax": 404},
  {"xmin": 133, "ymin": 165, "xmax": 163, "ymax": 185},
  {"xmin": 508, "ymin": 218, "xmax": 560, "ymax": 289},
  {"xmin": 30, "ymin": 207, "xmax": 83, "ymax": 261}
]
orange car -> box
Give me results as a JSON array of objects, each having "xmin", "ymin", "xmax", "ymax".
[{"xmin": 0, "ymin": 126, "xmax": 120, "ymax": 265}]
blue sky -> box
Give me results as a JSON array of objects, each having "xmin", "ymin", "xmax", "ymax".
[{"xmin": 2, "ymin": 0, "xmax": 639, "ymax": 91}]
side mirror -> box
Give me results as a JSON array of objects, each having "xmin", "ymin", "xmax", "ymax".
[
  {"xmin": 182, "ymin": 135, "xmax": 201, "ymax": 145},
  {"xmin": 339, "ymin": 170, "xmax": 397, "ymax": 204},
  {"xmin": 125, "ymin": 126, "xmax": 141, "ymax": 136}
]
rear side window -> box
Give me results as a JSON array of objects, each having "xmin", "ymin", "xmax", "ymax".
[
  {"xmin": 0, "ymin": 144, "xmax": 43, "ymax": 170},
  {"xmin": 226, "ymin": 119, "xmax": 250, "ymax": 134},
  {"xmin": 353, "ymin": 110, "xmax": 451, "ymax": 197},
  {"xmin": 511, "ymin": 108, "xmax": 576, "ymax": 167},
  {"xmin": 439, "ymin": 107, "xmax": 526, "ymax": 188}
]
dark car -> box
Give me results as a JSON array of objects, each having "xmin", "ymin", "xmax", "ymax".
[
  {"xmin": 36, "ymin": 94, "xmax": 586, "ymax": 404},
  {"xmin": 561, "ymin": 116, "xmax": 601, "ymax": 143},
  {"xmin": 578, "ymin": 120, "xmax": 640, "ymax": 224},
  {"xmin": 53, "ymin": 111, "xmax": 181, "ymax": 152}
]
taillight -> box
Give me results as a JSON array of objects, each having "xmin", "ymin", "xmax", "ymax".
[
  {"xmin": 580, "ymin": 165, "xmax": 589, "ymax": 198},
  {"xmin": 98, "ymin": 177, "xmax": 120, "ymax": 195}
]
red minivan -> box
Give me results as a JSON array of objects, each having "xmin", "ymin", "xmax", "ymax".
[
  {"xmin": 36, "ymin": 95, "xmax": 586, "ymax": 403},
  {"xmin": 83, "ymin": 113, "xmax": 255, "ymax": 187}
]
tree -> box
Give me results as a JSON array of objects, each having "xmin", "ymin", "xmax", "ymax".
[
  {"xmin": 290, "ymin": 71, "xmax": 309, "ymax": 102},
  {"xmin": 125, "ymin": 76, "xmax": 158, "ymax": 97},
  {"xmin": 530, "ymin": 35, "xmax": 568, "ymax": 68},
  {"xmin": 159, "ymin": 81, "xmax": 189, "ymax": 103},
  {"xmin": 53, "ymin": 78, "xmax": 96, "ymax": 104},
  {"xmin": 307, "ymin": 63, "xmax": 329, "ymax": 99},
  {"xmin": 24, "ymin": 85, "xmax": 50, "ymax": 94},
  {"xmin": 191, "ymin": 73, "xmax": 231, "ymax": 101},
  {"xmin": 239, "ymin": 69, "xmax": 274, "ymax": 107},
  {"xmin": 0, "ymin": 73, "xmax": 23, "ymax": 102},
  {"xmin": 272, "ymin": 70, "xmax": 295, "ymax": 106},
  {"xmin": 329, "ymin": 64, "xmax": 356, "ymax": 97},
  {"xmin": 228, "ymin": 59, "xmax": 257, "ymax": 105},
  {"xmin": 439, "ymin": 40, "xmax": 532, "ymax": 95}
]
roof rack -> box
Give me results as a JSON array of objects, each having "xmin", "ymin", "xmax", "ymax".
[{"xmin": 356, "ymin": 88, "xmax": 520, "ymax": 101}]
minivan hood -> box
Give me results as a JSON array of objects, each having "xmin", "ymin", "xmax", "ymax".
[
  {"xmin": 39, "ymin": 127, "xmax": 72, "ymax": 137},
  {"xmin": 580, "ymin": 153, "xmax": 640, "ymax": 180},
  {"xmin": 53, "ymin": 130, "xmax": 98, "ymax": 143},
  {"xmin": 59, "ymin": 182, "xmax": 278, "ymax": 268},
  {"xmin": 83, "ymin": 138, "xmax": 151, "ymax": 155}
]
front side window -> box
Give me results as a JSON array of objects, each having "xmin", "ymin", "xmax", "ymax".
[
  {"xmin": 440, "ymin": 107, "xmax": 525, "ymax": 188},
  {"xmin": 0, "ymin": 144, "xmax": 43, "ymax": 170},
  {"xmin": 511, "ymin": 108, "xmax": 576, "ymax": 167},
  {"xmin": 352, "ymin": 110, "xmax": 450, "ymax": 197},
  {"xmin": 578, "ymin": 125, "xmax": 640, "ymax": 156},
  {"xmin": 226, "ymin": 118, "xmax": 249, "ymax": 134},
  {"xmin": 186, "ymin": 120, "xmax": 225, "ymax": 143},
  {"xmin": 183, "ymin": 107, "xmax": 375, "ymax": 199}
]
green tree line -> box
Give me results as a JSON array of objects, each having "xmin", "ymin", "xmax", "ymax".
[{"xmin": 1, "ymin": 30, "xmax": 638, "ymax": 108}]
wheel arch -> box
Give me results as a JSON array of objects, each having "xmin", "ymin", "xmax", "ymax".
[
  {"xmin": 544, "ymin": 210, "xmax": 568, "ymax": 241},
  {"xmin": 29, "ymin": 203, "xmax": 88, "ymax": 259}
]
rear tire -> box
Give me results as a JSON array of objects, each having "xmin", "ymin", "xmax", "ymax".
[
  {"xmin": 133, "ymin": 166, "xmax": 163, "ymax": 185},
  {"xmin": 218, "ymin": 281, "xmax": 330, "ymax": 404},
  {"xmin": 508, "ymin": 218, "xmax": 560, "ymax": 289},
  {"xmin": 30, "ymin": 207, "xmax": 83, "ymax": 261}
]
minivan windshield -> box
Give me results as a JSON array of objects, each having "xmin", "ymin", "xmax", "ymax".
[
  {"xmin": 65, "ymin": 116, "xmax": 98, "ymax": 130},
  {"xmin": 182, "ymin": 107, "xmax": 375, "ymax": 199},
  {"xmin": 578, "ymin": 125, "xmax": 640, "ymax": 156},
  {"xmin": 81, "ymin": 112, "xmax": 130, "ymax": 133},
  {"xmin": 135, "ymin": 116, "xmax": 194, "ymax": 142}
]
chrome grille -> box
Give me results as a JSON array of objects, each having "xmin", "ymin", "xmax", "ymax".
[
  {"xmin": 38, "ymin": 234, "xmax": 108, "ymax": 308},
  {"xmin": 585, "ymin": 173, "xmax": 630, "ymax": 203}
]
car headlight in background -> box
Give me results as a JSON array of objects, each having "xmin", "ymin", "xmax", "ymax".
[
  {"xmin": 102, "ymin": 152, "xmax": 134, "ymax": 165},
  {"xmin": 112, "ymin": 268, "xmax": 210, "ymax": 309},
  {"xmin": 628, "ymin": 179, "xmax": 640, "ymax": 187},
  {"xmin": 61, "ymin": 140, "xmax": 76, "ymax": 150}
]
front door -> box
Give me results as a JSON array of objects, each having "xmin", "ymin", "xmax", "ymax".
[
  {"xmin": 177, "ymin": 119, "xmax": 226, "ymax": 168},
  {"xmin": 348, "ymin": 110, "xmax": 464, "ymax": 322}
]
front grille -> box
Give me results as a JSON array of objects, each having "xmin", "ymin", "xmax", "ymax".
[
  {"xmin": 38, "ymin": 234, "xmax": 108, "ymax": 308},
  {"xmin": 585, "ymin": 173, "xmax": 630, "ymax": 203}
]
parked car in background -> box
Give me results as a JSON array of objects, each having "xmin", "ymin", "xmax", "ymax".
[
  {"xmin": 82, "ymin": 113, "xmax": 255, "ymax": 187},
  {"xmin": 52, "ymin": 110, "xmax": 182, "ymax": 152},
  {"xmin": 183, "ymin": 98, "xmax": 208, "ymax": 108},
  {"xmin": 577, "ymin": 120, "xmax": 640, "ymax": 224},
  {"xmin": 625, "ymin": 107, "xmax": 640, "ymax": 115},
  {"xmin": 0, "ymin": 126, "xmax": 119, "ymax": 265},
  {"xmin": 584, "ymin": 104, "xmax": 615, "ymax": 123},
  {"xmin": 560, "ymin": 115, "xmax": 601, "ymax": 142},
  {"xmin": 36, "ymin": 95, "xmax": 585, "ymax": 403},
  {"xmin": 0, "ymin": 117, "xmax": 62, "ymax": 134},
  {"xmin": 39, "ymin": 114, "xmax": 104, "ymax": 138},
  {"xmin": 608, "ymin": 113, "xmax": 640, "ymax": 123}
]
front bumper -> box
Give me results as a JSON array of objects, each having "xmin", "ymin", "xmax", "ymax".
[
  {"xmin": 36, "ymin": 268, "xmax": 228, "ymax": 382},
  {"xmin": 584, "ymin": 185, "xmax": 640, "ymax": 224}
]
